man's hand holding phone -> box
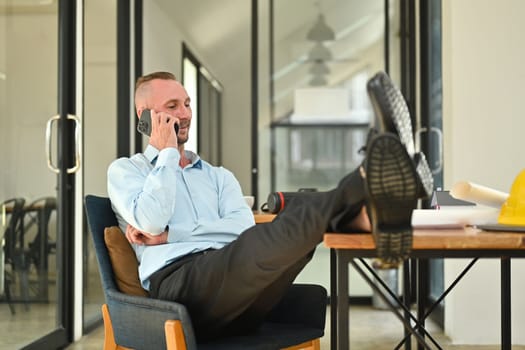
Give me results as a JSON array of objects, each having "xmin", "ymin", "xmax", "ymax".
[{"xmin": 137, "ymin": 109, "xmax": 180, "ymax": 150}]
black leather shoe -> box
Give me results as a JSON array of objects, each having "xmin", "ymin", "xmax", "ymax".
[
  {"xmin": 364, "ymin": 133, "xmax": 422, "ymax": 266},
  {"xmin": 367, "ymin": 71, "xmax": 433, "ymax": 199}
]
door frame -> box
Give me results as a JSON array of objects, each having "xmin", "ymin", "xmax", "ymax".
[{"xmin": 26, "ymin": 0, "xmax": 81, "ymax": 348}]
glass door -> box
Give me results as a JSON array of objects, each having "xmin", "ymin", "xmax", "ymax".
[
  {"xmin": 0, "ymin": 0, "xmax": 80, "ymax": 348},
  {"xmin": 257, "ymin": 0, "xmax": 401, "ymax": 297}
]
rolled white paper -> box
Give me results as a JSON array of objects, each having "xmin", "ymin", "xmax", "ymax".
[{"xmin": 450, "ymin": 181, "xmax": 509, "ymax": 208}]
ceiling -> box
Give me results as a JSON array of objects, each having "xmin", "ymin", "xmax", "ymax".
[
  {"xmin": 155, "ymin": 0, "xmax": 387, "ymax": 102},
  {"xmin": 1, "ymin": 0, "xmax": 387, "ymax": 94},
  {"xmin": 0, "ymin": 0, "xmax": 388, "ymax": 120}
]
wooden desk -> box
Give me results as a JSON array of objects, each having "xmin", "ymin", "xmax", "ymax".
[
  {"xmin": 324, "ymin": 228, "xmax": 525, "ymax": 350},
  {"xmin": 253, "ymin": 212, "xmax": 276, "ymax": 224}
]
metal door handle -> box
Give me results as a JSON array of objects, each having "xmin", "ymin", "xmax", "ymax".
[
  {"xmin": 1, "ymin": 204, "xmax": 5, "ymax": 294},
  {"xmin": 45, "ymin": 114, "xmax": 81, "ymax": 174},
  {"xmin": 416, "ymin": 127, "xmax": 443, "ymax": 175}
]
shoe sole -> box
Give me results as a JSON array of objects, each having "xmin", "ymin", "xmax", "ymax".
[
  {"xmin": 367, "ymin": 72, "xmax": 434, "ymax": 199},
  {"xmin": 414, "ymin": 152, "xmax": 434, "ymax": 198},
  {"xmin": 365, "ymin": 133, "xmax": 418, "ymax": 265},
  {"xmin": 367, "ymin": 72, "xmax": 415, "ymax": 156}
]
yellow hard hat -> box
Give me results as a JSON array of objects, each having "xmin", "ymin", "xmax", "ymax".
[{"xmin": 498, "ymin": 169, "xmax": 525, "ymax": 226}]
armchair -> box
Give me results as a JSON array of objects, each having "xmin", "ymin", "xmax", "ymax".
[{"xmin": 85, "ymin": 195, "xmax": 326, "ymax": 349}]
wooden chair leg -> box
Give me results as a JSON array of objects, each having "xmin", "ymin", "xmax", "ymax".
[
  {"xmin": 102, "ymin": 304, "xmax": 132, "ymax": 350},
  {"xmin": 282, "ymin": 338, "xmax": 321, "ymax": 350},
  {"xmin": 164, "ymin": 320, "xmax": 188, "ymax": 350}
]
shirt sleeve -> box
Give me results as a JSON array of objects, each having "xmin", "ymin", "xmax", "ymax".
[
  {"xmin": 219, "ymin": 168, "xmax": 255, "ymax": 230},
  {"xmin": 170, "ymin": 166, "xmax": 255, "ymax": 243},
  {"xmin": 213, "ymin": 167, "xmax": 255, "ymax": 232},
  {"xmin": 107, "ymin": 147, "xmax": 181, "ymax": 235}
]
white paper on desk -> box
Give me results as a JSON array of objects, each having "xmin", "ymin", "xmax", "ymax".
[
  {"xmin": 450, "ymin": 181, "xmax": 508, "ymax": 208},
  {"xmin": 411, "ymin": 207, "xmax": 500, "ymax": 228}
]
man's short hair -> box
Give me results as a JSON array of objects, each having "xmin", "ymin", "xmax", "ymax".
[{"xmin": 135, "ymin": 71, "xmax": 177, "ymax": 92}]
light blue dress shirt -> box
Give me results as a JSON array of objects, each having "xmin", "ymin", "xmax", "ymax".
[{"xmin": 107, "ymin": 145, "xmax": 255, "ymax": 289}]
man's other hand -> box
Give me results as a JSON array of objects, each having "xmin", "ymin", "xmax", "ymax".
[{"xmin": 126, "ymin": 224, "xmax": 168, "ymax": 245}]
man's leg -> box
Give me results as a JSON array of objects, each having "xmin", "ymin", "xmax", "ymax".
[
  {"xmin": 218, "ymin": 249, "xmax": 316, "ymax": 337},
  {"xmin": 149, "ymin": 168, "xmax": 366, "ymax": 339},
  {"xmin": 366, "ymin": 72, "xmax": 435, "ymax": 265}
]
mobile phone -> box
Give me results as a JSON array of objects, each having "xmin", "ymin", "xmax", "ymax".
[{"xmin": 137, "ymin": 109, "xmax": 179, "ymax": 136}]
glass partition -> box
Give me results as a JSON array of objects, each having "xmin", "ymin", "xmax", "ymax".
[
  {"xmin": 0, "ymin": 3, "xmax": 59, "ymax": 347},
  {"xmin": 259, "ymin": 0, "xmax": 398, "ymax": 197},
  {"xmin": 0, "ymin": 1, "xmax": 76, "ymax": 348},
  {"xmin": 257, "ymin": 0, "xmax": 401, "ymax": 294}
]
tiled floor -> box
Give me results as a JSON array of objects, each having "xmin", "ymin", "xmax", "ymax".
[{"xmin": 65, "ymin": 305, "xmax": 525, "ymax": 350}]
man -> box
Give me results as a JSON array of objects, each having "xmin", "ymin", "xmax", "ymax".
[{"xmin": 108, "ymin": 71, "xmax": 432, "ymax": 340}]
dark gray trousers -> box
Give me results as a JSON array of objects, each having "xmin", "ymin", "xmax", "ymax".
[{"xmin": 148, "ymin": 170, "xmax": 364, "ymax": 340}]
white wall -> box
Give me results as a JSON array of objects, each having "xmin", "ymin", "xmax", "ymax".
[
  {"xmin": 442, "ymin": 0, "xmax": 525, "ymax": 344},
  {"xmin": 143, "ymin": 2, "xmax": 183, "ymax": 80},
  {"xmin": 202, "ymin": 8, "xmax": 252, "ymax": 196},
  {"xmin": 143, "ymin": 1, "xmax": 253, "ymax": 197}
]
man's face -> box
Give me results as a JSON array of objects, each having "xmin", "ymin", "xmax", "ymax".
[{"xmin": 139, "ymin": 79, "xmax": 192, "ymax": 144}]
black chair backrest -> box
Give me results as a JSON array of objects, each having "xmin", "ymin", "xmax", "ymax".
[
  {"xmin": 24, "ymin": 197, "xmax": 57, "ymax": 230},
  {"xmin": 85, "ymin": 195, "xmax": 120, "ymax": 294},
  {"xmin": 2, "ymin": 198, "xmax": 26, "ymax": 261},
  {"xmin": 22, "ymin": 196, "xmax": 57, "ymax": 253}
]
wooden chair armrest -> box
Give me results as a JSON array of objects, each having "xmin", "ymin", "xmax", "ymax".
[
  {"xmin": 282, "ymin": 338, "xmax": 320, "ymax": 350},
  {"xmin": 103, "ymin": 304, "xmax": 189, "ymax": 350},
  {"xmin": 165, "ymin": 320, "xmax": 188, "ymax": 350},
  {"xmin": 102, "ymin": 304, "xmax": 132, "ymax": 350}
]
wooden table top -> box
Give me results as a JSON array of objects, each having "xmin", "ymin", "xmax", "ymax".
[
  {"xmin": 253, "ymin": 212, "xmax": 276, "ymax": 224},
  {"xmin": 323, "ymin": 227, "xmax": 525, "ymax": 251},
  {"xmin": 253, "ymin": 212, "xmax": 525, "ymax": 251}
]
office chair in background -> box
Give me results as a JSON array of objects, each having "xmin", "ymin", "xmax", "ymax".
[{"xmin": 1, "ymin": 197, "xmax": 26, "ymax": 315}]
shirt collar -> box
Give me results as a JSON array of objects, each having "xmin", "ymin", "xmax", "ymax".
[
  {"xmin": 144, "ymin": 144, "xmax": 202, "ymax": 169},
  {"xmin": 184, "ymin": 149, "xmax": 203, "ymax": 169}
]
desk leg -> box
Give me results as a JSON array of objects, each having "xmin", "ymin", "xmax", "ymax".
[
  {"xmin": 403, "ymin": 260, "xmax": 412, "ymax": 350},
  {"xmin": 331, "ymin": 248, "xmax": 337, "ymax": 350},
  {"xmin": 501, "ymin": 257, "xmax": 511, "ymax": 350},
  {"xmin": 336, "ymin": 250, "xmax": 350, "ymax": 350},
  {"xmin": 417, "ymin": 259, "xmax": 429, "ymax": 350},
  {"xmin": 38, "ymin": 209, "xmax": 49, "ymax": 301}
]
